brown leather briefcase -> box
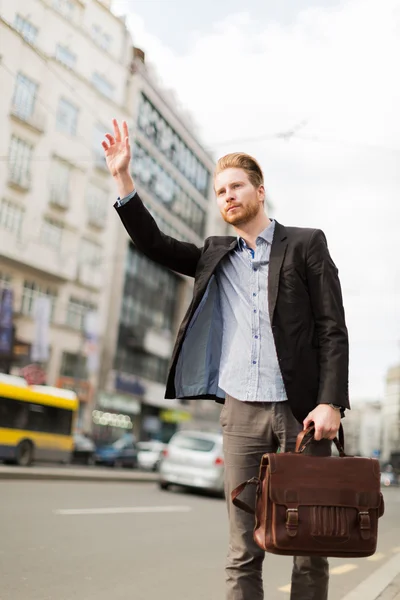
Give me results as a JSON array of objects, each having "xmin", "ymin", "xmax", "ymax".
[{"xmin": 231, "ymin": 426, "xmax": 385, "ymax": 558}]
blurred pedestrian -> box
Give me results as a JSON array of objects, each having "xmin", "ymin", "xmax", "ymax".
[{"xmin": 102, "ymin": 119, "xmax": 350, "ymax": 600}]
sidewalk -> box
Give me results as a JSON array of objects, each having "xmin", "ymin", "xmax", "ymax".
[
  {"xmin": 375, "ymin": 573, "xmax": 400, "ymax": 600},
  {"xmin": 0, "ymin": 464, "xmax": 159, "ymax": 483}
]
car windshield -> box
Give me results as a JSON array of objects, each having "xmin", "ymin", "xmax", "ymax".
[
  {"xmin": 111, "ymin": 437, "xmax": 133, "ymax": 450},
  {"xmin": 171, "ymin": 435, "xmax": 215, "ymax": 452}
]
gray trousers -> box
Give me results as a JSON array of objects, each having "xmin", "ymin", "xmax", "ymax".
[{"xmin": 220, "ymin": 395, "xmax": 332, "ymax": 600}]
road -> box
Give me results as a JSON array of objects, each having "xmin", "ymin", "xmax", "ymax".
[{"xmin": 0, "ymin": 479, "xmax": 399, "ymax": 600}]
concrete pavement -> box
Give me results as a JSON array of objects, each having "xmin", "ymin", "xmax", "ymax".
[
  {"xmin": 1, "ymin": 473, "xmax": 399, "ymax": 599},
  {"xmin": 0, "ymin": 464, "xmax": 159, "ymax": 482}
]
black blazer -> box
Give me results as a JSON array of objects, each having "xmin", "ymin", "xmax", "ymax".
[{"xmin": 116, "ymin": 193, "xmax": 350, "ymax": 423}]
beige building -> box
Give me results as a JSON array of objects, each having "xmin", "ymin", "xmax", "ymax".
[
  {"xmin": 0, "ymin": 0, "xmax": 131, "ymax": 429},
  {"xmin": 381, "ymin": 364, "xmax": 400, "ymax": 462},
  {"xmin": 342, "ymin": 400, "xmax": 382, "ymax": 458},
  {"xmin": 98, "ymin": 47, "xmax": 229, "ymax": 442}
]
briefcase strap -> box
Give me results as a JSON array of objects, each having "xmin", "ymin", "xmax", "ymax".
[
  {"xmin": 231, "ymin": 476, "xmax": 259, "ymax": 515},
  {"xmin": 295, "ymin": 423, "xmax": 345, "ymax": 457}
]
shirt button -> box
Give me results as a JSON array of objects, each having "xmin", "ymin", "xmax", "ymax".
[
  {"xmin": 253, "ymin": 293, "xmax": 257, "ymax": 297},
  {"xmin": 254, "ymin": 335, "xmax": 259, "ymax": 339},
  {"xmin": 253, "ymin": 309, "xmax": 257, "ymax": 313},
  {"xmin": 253, "ymin": 268, "xmax": 257, "ymax": 272},
  {"xmin": 253, "ymin": 361, "xmax": 257, "ymax": 365}
]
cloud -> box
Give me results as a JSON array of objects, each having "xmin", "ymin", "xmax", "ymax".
[{"xmin": 115, "ymin": 0, "xmax": 400, "ymax": 400}]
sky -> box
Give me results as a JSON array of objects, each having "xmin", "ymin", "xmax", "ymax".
[{"xmin": 112, "ymin": 0, "xmax": 400, "ymax": 403}]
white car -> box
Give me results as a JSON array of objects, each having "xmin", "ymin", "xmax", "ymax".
[
  {"xmin": 159, "ymin": 430, "xmax": 225, "ymax": 497},
  {"xmin": 137, "ymin": 441, "xmax": 167, "ymax": 471}
]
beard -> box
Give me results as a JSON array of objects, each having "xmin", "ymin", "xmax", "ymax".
[{"xmin": 222, "ymin": 200, "xmax": 262, "ymax": 226}]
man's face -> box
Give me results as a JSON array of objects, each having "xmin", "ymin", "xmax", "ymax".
[{"xmin": 215, "ymin": 168, "xmax": 265, "ymax": 226}]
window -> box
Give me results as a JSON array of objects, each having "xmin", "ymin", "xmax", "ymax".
[
  {"xmin": 14, "ymin": 15, "xmax": 38, "ymax": 44},
  {"xmin": 53, "ymin": 0, "xmax": 76, "ymax": 20},
  {"xmin": 55, "ymin": 44, "xmax": 76, "ymax": 69},
  {"xmin": 91, "ymin": 24, "xmax": 112, "ymax": 52},
  {"xmin": 115, "ymin": 347, "xmax": 169, "ymax": 385},
  {"xmin": 49, "ymin": 160, "xmax": 71, "ymax": 208},
  {"xmin": 92, "ymin": 73, "xmax": 114, "ymax": 99},
  {"xmin": 132, "ymin": 141, "xmax": 206, "ymax": 237},
  {"xmin": 137, "ymin": 93, "xmax": 211, "ymax": 197},
  {"xmin": 0, "ymin": 396, "xmax": 73, "ymax": 435},
  {"xmin": 41, "ymin": 218, "xmax": 63, "ymax": 250},
  {"xmin": 21, "ymin": 281, "xmax": 57, "ymax": 321},
  {"xmin": 60, "ymin": 352, "xmax": 88, "ymax": 379},
  {"xmin": 86, "ymin": 184, "xmax": 108, "ymax": 227},
  {"xmin": 80, "ymin": 239, "xmax": 101, "ymax": 268},
  {"xmin": 0, "ymin": 272, "xmax": 12, "ymax": 290},
  {"xmin": 12, "ymin": 73, "xmax": 37, "ymax": 121},
  {"xmin": 171, "ymin": 434, "xmax": 215, "ymax": 452},
  {"xmin": 0, "ymin": 200, "xmax": 23, "ymax": 236},
  {"xmin": 8, "ymin": 136, "xmax": 33, "ymax": 188},
  {"xmin": 121, "ymin": 244, "xmax": 179, "ymax": 333},
  {"xmin": 56, "ymin": 98, "xmax": 78, "ymax": 135},
  {"xmin": 66, "ymin": 298, "xmax": 96, "ymax": 331}
]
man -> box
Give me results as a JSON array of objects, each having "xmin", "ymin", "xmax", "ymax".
[{"xmin": 102, "ymin": 119, "xmax": 350, "ymax": 600}]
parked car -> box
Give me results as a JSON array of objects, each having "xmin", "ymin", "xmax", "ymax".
[
  {"xmin": 159, "ymin": 430, "xmax": 224, "ymax": 496},
  {"xmin": 137, "ymin": 440, "xmax": 167, "ymax": 471},
  {"xmin": 94, "ymin": 434, "xmax": 138, "ymax": 468},
  {"xmin": 380, "ymin": 466, "xmax": 397, "ymax": 487},
  {"xmin": 72, "ymin": 433, "xmax": 96, "ymax": 465}
]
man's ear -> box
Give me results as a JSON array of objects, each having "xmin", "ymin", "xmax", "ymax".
[{"xmin": 258, "ymin": 185, "xmax": 266, "ymax": 204}]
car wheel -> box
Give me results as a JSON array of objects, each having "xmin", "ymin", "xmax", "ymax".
[
  {"xmin": 159, "ymin": 481, "xmax": 170, "ymax": 491},
  {"xmin": 86, "ymin": 455, "xmax": 95, "ymax": 466},
  {"xmin": 114, "ymin": 459, "xmax": 123, "ymax": 468},
  {"xmin": 16, "ymin": 440, "xmax": 34, "ymax": 467}
]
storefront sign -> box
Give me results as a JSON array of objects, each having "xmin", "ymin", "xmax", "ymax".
[
  {"xmin": 115, "ymin": 372, "xmax": 146, "ymax": 396},
  {"xmin": 0, "ymin": 288, "xmax": 14, "ymax": 355},
  {"xmin": 57, "ymin": 377, "xmax": 91, "ymax": 402},
  {"xmin": 160, "ymin": 409, "xmax": 192, "ymax": 424},
  {"xmin": 98, "ymin": 392, "xmax": 140, "ymax": 415}
]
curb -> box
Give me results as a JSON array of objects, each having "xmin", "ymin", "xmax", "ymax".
[
  {"xmin": 374, "ymin": 573, "xmax": 400, "ymax": 600},
  {"xmin": 0, "ymin": 466, "xmax": 159, "ymax": 484},
  {"xmin": 341, "ymin": 553, "xmax": 400, "ymax": 600}
]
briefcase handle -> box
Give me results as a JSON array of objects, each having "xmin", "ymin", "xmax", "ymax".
[{"xmin": 295, "ymin": 423, "xmax": 346, "ymax": 457}]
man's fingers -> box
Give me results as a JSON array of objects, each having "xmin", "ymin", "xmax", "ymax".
[
  {"xmin": 101, "ymin": 141, "xmax": 109, "ymax": 151},
  {"xmin": 125, "ymin": 136, "xmax": 130, "ymax": 151},
  {"xmin": 113, "ymin": 119, "xmax": 121, "ymax": 142},
  {"xmin": 314, "ymin": 427, "xmax": 323, "ymax": 441},
  {"xmin": 105, "ymin": 134, "xmax": 115, "ymax": 145},
  {"xmin": 122, "ymin": 120, "xmax": 129, "ymax": 140}
]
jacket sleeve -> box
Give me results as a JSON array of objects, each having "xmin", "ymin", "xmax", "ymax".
[
  {"xmin": 305, "ymin": 229, "xmax": 350, "ymax": 410},
  {"xmin": 114, "ymin": 192, "xmax": 202, "ymax": 278}
]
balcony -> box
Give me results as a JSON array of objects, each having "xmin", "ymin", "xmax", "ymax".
[
  {"xmin": 8, "ymin": 168, "xmax": 31, "ymax": 192},
  {"xmin": 10, "ymin": 103, "xmax": 47, "ymax": 134}
]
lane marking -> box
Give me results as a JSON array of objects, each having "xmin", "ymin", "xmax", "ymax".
[
  {"xmin": 341, "ymin": 552, "xmax": 400, "ymax": 600},
  {"xmin": 278, "ymin": 584, "xmax": 291, "ymax": 593},
  {"xmin": 331, "ymin": 564, "xmax": 358, "ymax": 575},
  {"xmin": 54, "ymin": 505, "xmax": 192, "ymax": 516},
  {"xmin": 367, "ymin": 552, "xmax": 385, "ymax": 562}
]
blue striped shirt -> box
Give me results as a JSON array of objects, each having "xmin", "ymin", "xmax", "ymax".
[{"xmin": 217, "ymin": 220, "xmax": 287, "ymax": 402}]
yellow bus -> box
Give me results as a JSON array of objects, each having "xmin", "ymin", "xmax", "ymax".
[{"xmin": 0, "ymin": 373, "xmax": 79, "ymax": 466}]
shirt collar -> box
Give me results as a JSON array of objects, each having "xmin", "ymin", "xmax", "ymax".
[{"xmin": 238, "ymin": 219, "xmax": 276, "ymax": 250}]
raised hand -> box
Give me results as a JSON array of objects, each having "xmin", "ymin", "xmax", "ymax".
[{"xmin": 102, "ymin": 119, "xmax": 131, "ymax": 177}]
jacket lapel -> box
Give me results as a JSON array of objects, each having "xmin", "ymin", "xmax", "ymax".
[{"xmin": 268, "ymin": 221, "xmax": 288, "ymax": 322}]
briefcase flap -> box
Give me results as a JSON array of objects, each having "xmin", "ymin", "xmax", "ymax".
[{"xmin": 267, "ymin": 453, "xmax": 381, "ymax": 509}]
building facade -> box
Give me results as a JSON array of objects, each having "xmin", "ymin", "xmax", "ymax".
[
  {"xmin": 342, "ymin": 400, "xmax": 382, "ymax": 458},
  {"xmin": 0, "ymin": 0, "xmax": 132, "ymax": 430},
  {"xmin": 381, "ymin": 364, "xmax": 400, "ymax": 462}
]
